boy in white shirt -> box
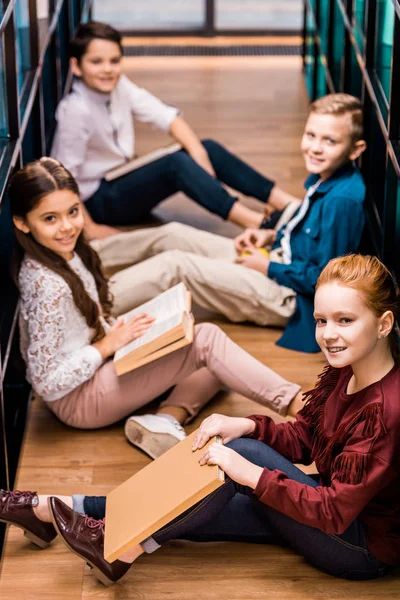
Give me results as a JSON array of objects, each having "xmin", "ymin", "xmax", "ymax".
[{"xmin": 51, "ymin": 21, "xmax": 277, "ymax": 240}]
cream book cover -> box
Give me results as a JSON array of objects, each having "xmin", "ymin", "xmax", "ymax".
[
  {"xmin": 105, "ymin": 142, "xmax": 182, "ymax": 181},
  {"xmin": 113, "ymin": 283, "xmax": 194, "ymax": 375}
]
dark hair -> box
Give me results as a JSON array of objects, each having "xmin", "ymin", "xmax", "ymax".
[
  {"xmin": 8, "ymin": 157, "xmax": 113, "ymax": 341},
  {"xmin": 70, "ymin": 21, "xmax": 123, "ymax": 63},
  {"xmin": 317, "ymin": 254, "xmax": 400, "ymax": 364}
]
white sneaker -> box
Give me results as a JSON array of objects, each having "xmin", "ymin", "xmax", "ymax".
[{"xmin": 125, "ymin": 414, "xmax": 186, "ymax": 460}]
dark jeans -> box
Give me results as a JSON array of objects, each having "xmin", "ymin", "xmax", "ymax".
[
  {"xmin": 83, "ymin": 438, "xmax": 392, "ymax": 581},
  {"xmin": 85, "ymin": 139, "xmax": 275, "ymax": 224},
  {"xmin": 84, "ymin": 438, "xmax": 393, "ymax": 580}
]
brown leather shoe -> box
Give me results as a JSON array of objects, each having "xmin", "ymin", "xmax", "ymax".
[
  {"xmin": 0, "ymin": 490, "xmax": 57, "ymax": 548},
  {"xmin": 48, "ymin": 497, "xmax": 132, "ymax": 586}
]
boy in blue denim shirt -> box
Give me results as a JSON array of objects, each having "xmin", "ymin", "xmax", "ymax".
[{"xmin": 90, "ymin": 94, "xmax": 367, "ymax": 356}]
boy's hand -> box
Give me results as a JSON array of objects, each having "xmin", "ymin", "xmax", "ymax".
[
  {"xmin": 93, "ymin": 313, "xmax": 155, "ymax": 359},
  {"xmin": 235, "ymin": 247, "xmax": 270, "ymax": 274},
  {"xmin": 192, "ymin": 414, "xmax": 255, "ymax": 450},
  {"xmin": 199, "ymin": 443, "xmax": 263, "ymax": 489},
  {"xmin": 234, "ymin": 228, "xmax": 276, "ymax": 254}
]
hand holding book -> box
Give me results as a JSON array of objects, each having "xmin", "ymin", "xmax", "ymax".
[
  {"xmin": 113, "ymin": 283, "xmax": 194, "ymax": 375},
  {"xmin": 192, "ymin": 413, "xmax": 256, "ymax": 449},
  {"xmin": 93, "ymin": 313, "xmax": 155, "ymax": 360},
  {"xmin": 199, "ymin": 440, "xmax": 263, "ymax": 490}
]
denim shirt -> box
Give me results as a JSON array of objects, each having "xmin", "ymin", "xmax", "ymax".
[{"xmin": 268, "ymin": 162, "xmax": 366, "ymax": 353}]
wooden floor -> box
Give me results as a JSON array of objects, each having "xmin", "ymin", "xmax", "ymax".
[{"xmin": 1, "ymin": 55, "xmax": 398, "ymax": 599}]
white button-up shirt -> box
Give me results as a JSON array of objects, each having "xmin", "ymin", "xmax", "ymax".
[{"xmin": 51, "ymin": 75, "xmax": 179, "ymax": 200}]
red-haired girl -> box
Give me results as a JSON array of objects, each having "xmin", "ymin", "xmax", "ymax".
[{"xmin": 2, "ymin": 256, "xmax": 399, "ymax": 585}]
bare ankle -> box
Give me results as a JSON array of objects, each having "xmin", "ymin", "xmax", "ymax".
[
  {"xmin": 228, "ymin": 203, "xmax": 263, "ymax": 229},
  {"xmin": 33, "ymin": 495, "xmax": 73, "ymax": 522},
  {"xmin": 157, "ymin": 406, "xmax": 189, "ymax": 425},
  {"xmin": 33, "ymin": 496, "xmax": 51, "ymax": 522},
  {"xmin": 119, "ymin": 544, "xmax": 144, "ymax": 564}
]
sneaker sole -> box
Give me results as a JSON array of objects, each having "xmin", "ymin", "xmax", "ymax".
[{"xmin": 124, "ymin": 420, "xmax": 180, "ymax": 460}]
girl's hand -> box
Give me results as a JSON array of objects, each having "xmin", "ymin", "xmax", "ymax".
[
  {"xmin": 192, "ymin": 414, "xmax": 255, "ymax": 451},
  {"xmin": 199, "ymin": 443, "xmax": 263, "ymax": 489},
  {"xmin": 93, "ymin": 313, "xmax": 155, "ymax": 359}
]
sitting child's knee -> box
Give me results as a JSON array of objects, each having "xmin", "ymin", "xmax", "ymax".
[
  {"xmin": 161, "ymin": 222, "xmax": 188, "ymax": 237},
  {"xmin": 159, "ymin": 249, "xmax": 186, "ymax": 264},
  {"xmin": 194, "ymin": 322, "xmax": 221, "ymax": 340},
  {"xmin": 201, "ymin": 139, "xmax": 222, "ymax": 153},
  {"xmin": 225, "ymin": 438, "xmax": 258, "ymax": 454}
]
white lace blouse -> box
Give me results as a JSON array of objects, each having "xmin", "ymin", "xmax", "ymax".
[{"xmin": 18, "ymin": 254, "xmax": 109, "ymax": 402}]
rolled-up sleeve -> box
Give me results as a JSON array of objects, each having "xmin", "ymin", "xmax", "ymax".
[{"xmin": 120, "ymin": 75, "xmax": 179, "ymax": 131}]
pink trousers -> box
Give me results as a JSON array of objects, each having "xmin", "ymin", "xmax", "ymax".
[{"xmin": 49, "ymin": 323, "xmax": 300, "ymax": 429}]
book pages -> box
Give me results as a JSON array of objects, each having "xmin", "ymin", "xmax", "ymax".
[
  {"xmin": 113, "ymin": 283, "xmax": 189, "ymax": 363},
  {"xmin": 114, "ymin": 313, "xmax": 183, "ymax": 362},
  {"xmin": 120, "ymin": 282, "xmax": 187, "ymax": 323}
]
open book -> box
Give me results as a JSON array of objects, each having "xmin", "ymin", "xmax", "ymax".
[
  {"xmin": 104, "ymin": 142, "xmax": 182, "ymax": 181},
  {"xmin": 113, "ymin": 283, "xmax": 194, "ymax": 375},
  {"xmin": 104, "ymin": 431, "xmax": 224, "ymax": 562}
]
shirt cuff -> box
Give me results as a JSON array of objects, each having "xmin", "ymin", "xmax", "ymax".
[
  {"xmin": 253, "ymin": 467, "xmax": 273, "ymax": 499},
  {"xmin": 84, "ymin": 344, "xmax": 104, "ymax": 368},
  {"xmin": 245, "ymin": 415, "xmax": 265, "ymax": 440},
  {"xmin": 267, "ymin": 260, "xmax": 284, "ymax": 283},
  {"xmin": 156, "ymin": 106, "xmax": 180, "ymax": 132}
]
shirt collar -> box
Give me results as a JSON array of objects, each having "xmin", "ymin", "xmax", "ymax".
[
  {"xmin": 304, "ymin": 161, "xmax": 356, "ymax": 195},
  {"xmin": 72, "ymin": 77, "xmax": 111, "ymax": 106}
]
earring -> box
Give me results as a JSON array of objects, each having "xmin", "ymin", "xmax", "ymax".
[{"xmin": 380, "ymin": 334, "xmax": 386, "ymax": 339}]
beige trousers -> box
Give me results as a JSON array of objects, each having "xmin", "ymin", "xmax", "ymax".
[
  {"xmin": 91, "ymin": 222, "xmax": 296, "ymax": 326},
  {"xmin": 49, "ymin": 323, "xmax": 301, "ymax": 428}
]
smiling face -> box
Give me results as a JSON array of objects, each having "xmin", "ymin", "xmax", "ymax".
[
  {"xmin": 13, "ymin": 189, "xmax": 84, "ymax": 261},
  {"xmin": 301, "ymin": 112, "xmax": 365, "ymax": 180},
  {"xmin": 314, "ymin": 281, "xmax": 393, "ymax": 370},
  {"xmin": 71, "ymin": 38, "xmax": 122, "ymax": 94}
]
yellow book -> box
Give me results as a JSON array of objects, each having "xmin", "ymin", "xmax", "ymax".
[
  {"xmin": 104, "ymin": 431, "xmax": 224, "ymax": 562},
  {"xmin": 113, "ymin": 283, "xmax": 194, "ymax": 375}
]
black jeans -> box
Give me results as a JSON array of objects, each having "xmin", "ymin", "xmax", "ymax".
[
  {"xmin": 83, "ymin": 438, "xmax": 392, "ymax": 581},
  {"xmin": 85, "ymin": 139, "xmax": 275, "ymax": 224}
]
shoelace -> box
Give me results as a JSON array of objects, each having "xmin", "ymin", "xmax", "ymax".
[
  {"xmin": 1, "ymin": 490, "xmax": 36, "ymax": 508},
  {"xmin": 8, "ymin": 490, "xmax": 36, "ymax": 500},
  {"xmin": 83, "ymin": 515, "xmax": 105, "ymax": 532}
]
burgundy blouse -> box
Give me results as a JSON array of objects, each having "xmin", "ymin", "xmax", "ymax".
[{"xmin": 247, "ymin": 364, "xmax": 400, "ymax": 566}]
